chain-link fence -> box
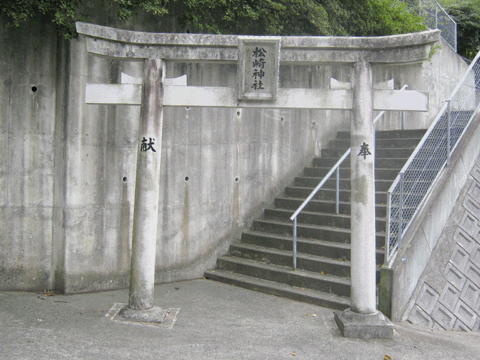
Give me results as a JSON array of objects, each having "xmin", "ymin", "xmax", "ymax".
[
  {"xmin": 401, "ymin": 0, "xmax": 457, "ymax": 51},
  {"xmin": 386, "ymin": 51, "xmax": 480, "ymax": 262}
]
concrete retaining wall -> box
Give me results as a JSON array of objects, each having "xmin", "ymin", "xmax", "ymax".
[
  {"xmin": 405, "ymin": 147, "xmax": 480, "ymax": 331},
  {"xmin": 0, "ymin": 15, "xmax": 469, "ymax": 293}
]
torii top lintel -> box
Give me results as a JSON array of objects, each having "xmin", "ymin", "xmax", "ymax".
[{"xmin": 76, "ymin": 22, "xmax": 440, "ymax": 64}]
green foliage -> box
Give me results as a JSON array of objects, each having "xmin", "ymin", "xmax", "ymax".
[
  {"xmin": 179, "ymin": 0, "xmax": 427, "ymax": 36},
  {"xmin": 0, "ymin": 0, "xmax": 427, "ymax": 39},
  {"xmin": 0, "ymin": 0, "xmax": 169, "ymax": 39},
  {"xmin": 444, "ymin": 1, "xmax": 480, "ymax": 59},
  {"xmin": 325, "ymin": 0, "xmax": 427, "ymax": 36},
  {"xmin": 179, "ymin": 0, "xmax": 332, "ymax": 35}
]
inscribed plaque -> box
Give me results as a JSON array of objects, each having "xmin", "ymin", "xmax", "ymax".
[{"xmin": 237, "ymin": 37, "xmax": 280, "ymax": 101}]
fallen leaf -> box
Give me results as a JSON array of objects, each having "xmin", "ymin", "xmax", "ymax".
[
  {"xmin": 312, "ymin": 314, "xmax": 317, "ymax": 317},
  {"xmin": 384, "ymin": 355, "xmax": 392, "ymax": 360},
  {"xmin": 37, "ymin": 296, "xmax": 45, "ymax": 301},
  {"xmin": 291, "ymin": 352, "xmax": 297, "ymax": 357}
]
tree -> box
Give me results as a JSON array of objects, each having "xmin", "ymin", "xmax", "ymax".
[
  {"xmin": 0, "ymin": 0, "xmax": 426, "ymax": 39},
  {"xmin": 443, "ymin": 1, "xmax": 480, "ymax": 59},
  {"xmin": 0, "ymin": 0, "xmax": 170, "ymax": 39},
  {"xmin": 180, "ymin": 0, "xmax": 427, "ymax": 36}
]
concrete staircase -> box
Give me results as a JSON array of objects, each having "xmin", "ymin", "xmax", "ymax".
[{"xmin": 205, "ymin": 129, "xmax": 426, "ymax": 310}]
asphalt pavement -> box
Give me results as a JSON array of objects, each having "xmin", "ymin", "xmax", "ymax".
[{"xmin": 2, "ymin": 279, "xmax": 480, "ymax": 359}]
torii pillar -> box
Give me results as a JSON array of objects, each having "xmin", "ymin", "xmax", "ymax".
[
  {"xmin": 118, "ymin": 58, "xmax": 167, "ymax": 322},
  {"xmin": 333, "ymin": 61, "xmax": 393, "ymax": 338}
]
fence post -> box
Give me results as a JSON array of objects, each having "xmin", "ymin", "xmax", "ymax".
[
  {"xmin": 293, "ymin": 217, "xmax": 297, "ymax": 270},
  {"xmin": 336, "ymin": 167, "xmax": 340, "ymax": 214},
  {"xmin": 399, "ymin": 173, "xmax": 404, "ymax": 243},
  {"xmin": 447, "ymin": 100, "xmax": 451, "ymax": 165},
  {"xmin": 385, "ymin": 191, "xmax": 392, "ymax": 262}
]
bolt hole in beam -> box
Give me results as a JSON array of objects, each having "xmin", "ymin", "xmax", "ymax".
[
  {"xmin": 237, "ymin": 111, "xmax": 241, "ymax": 116},
  {"xmin": 185, "ymin": 176, "xmax": 189, "ymax": 182},
  {"xmin": 235, "ymin": 177, "xmax": 239, "ymax": 182},
  {"xmin": 123, "ymin": 177, "xmax": 128, "ymax": 182},
  {"xmin": 31, "ymin": 85, "xmax": 38, "ymax": 93}
]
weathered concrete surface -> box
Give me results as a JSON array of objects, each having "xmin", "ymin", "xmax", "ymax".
[
  {"xmin": 2, "ymin": 280, "xmax": 480, "ymax": 359},
  {"xmin": 0, "ymin": 17, "xmax": 58, "ymax": 291},
  {"xmin": 334, "ymin": 309, "xmax": 394, "ymax": 339},
  {"xmin": 383, "ymin": 112, "xmax": 480, "ymax": 322},
  {"xmin": 373, "ymin": 38, "xmax": 470, "ymax": 131},
  {"xmin": 60, "ymin": 40, "xmax": 334, "ymax": 293},
  {"xmin": 77, "ymin": 21, "xmax": 440, "ymax": 64},
  {"xmin": 350, "ymin": 61, "xmax": 376, "ymax": 314},
  {"xmin": 0, "ymin": 14, "xmax": 468, "ymax": 294},
  {"xmin": 128, "ymin": 59, "xmax": 164, "ymax": 310}
]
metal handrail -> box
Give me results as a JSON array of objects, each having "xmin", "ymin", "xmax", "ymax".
[
  {"xmin": 385, "ymin": 50, "xmax": 480, "ymax": 262},
  {"xmin": 289, "ymin": 84, "xmax": 409, "ymax": 269}
]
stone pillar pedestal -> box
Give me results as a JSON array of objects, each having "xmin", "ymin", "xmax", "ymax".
[
  {"xmin": 334, "ymin": 61, "xmax": 393, "ymax": 339},
  {"xmin": 334, "ymin": 309, "xmax": 393, "ymax": 339},
  {"xmin": 120, "ymin": 58, "xmax": 166, "ymax": 323}
]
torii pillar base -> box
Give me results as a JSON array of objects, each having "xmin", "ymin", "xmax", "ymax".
[
  {"xmin": 334, "ymin": 309, "xmax": 393, "ymax": 339},
  {"xmin": 118, "ymin": 305, "xmax": 168, "ymax": 323}
]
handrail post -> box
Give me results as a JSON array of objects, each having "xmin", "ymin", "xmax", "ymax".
[
  {"xmin": 446, "ymin": 100, "xmax": 451, "ymax": 165},
  {"xmin": 385, "ymin": 190, "xmax": 392, "ymax": 262},
  {"xmin": 293, "ymin": 217, "xmax": 297, "ymax": 270},
  {"xmin": 336, "ymin": 167, "xmax": 340, "ymax": 214},
  {"xmin": 399, "ymin": 173, "xmax": 404, "ymax": 243}
]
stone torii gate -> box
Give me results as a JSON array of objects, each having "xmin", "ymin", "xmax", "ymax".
[{"xmin": 76, "ymin": 22, "xmax": 440, "ymax": 337}]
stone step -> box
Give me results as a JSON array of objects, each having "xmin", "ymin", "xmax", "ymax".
[
  {"xmin": 313, "ymin": 157, "xmax": 409, "ymax": 168},
  {"xmin": 336, "ymin": 129, "xmax": 426, "ymax": 139},
  {"xmin": 274, "ymin": 197, "xmax": 388, "ymax": 217},
  {"xmin": 329, "ymin": 137, "xmax": 424, "ymax": 149},
  {"xmin": 215, "ymin": 256, "xmax": 351, "ymax": 297},
  {"xmin": 230, "ymin": 243, "xmax": 382, "ymax": 278},
  {"xmin": 204, "ymin": 270, "xmax": 350, "ymax": 310},
  {"xmin": 304, "ymin": 167, "xmax": 402, "ymax": 180},
  {"xmin": 294, "ymin": 177, "xmax": 394, "ymax": 191},
  {"xmin": 263, "ymin": 208, "xmax": 386, "ymax": 232},
  {"xmin": 240, "ymin": 231, "xmax": 385, "ymax": 264},
  {"xmin": 282, "ymin": 188, "xmax": 388, "ymax": 205},
  {"xmin": 205, "ymin": 128, "xmax": 426, "ymax": 307},
  {"xmin": 230, "ymin": 243, "xmax": 352, "ymax": 277},
  {"xmin": 253, "ymin": 219, "xmax": 386, "ymax": 247},
  {"xmin": 321, "ymin": 147, "xmax": 415, "ymax": 159}
]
